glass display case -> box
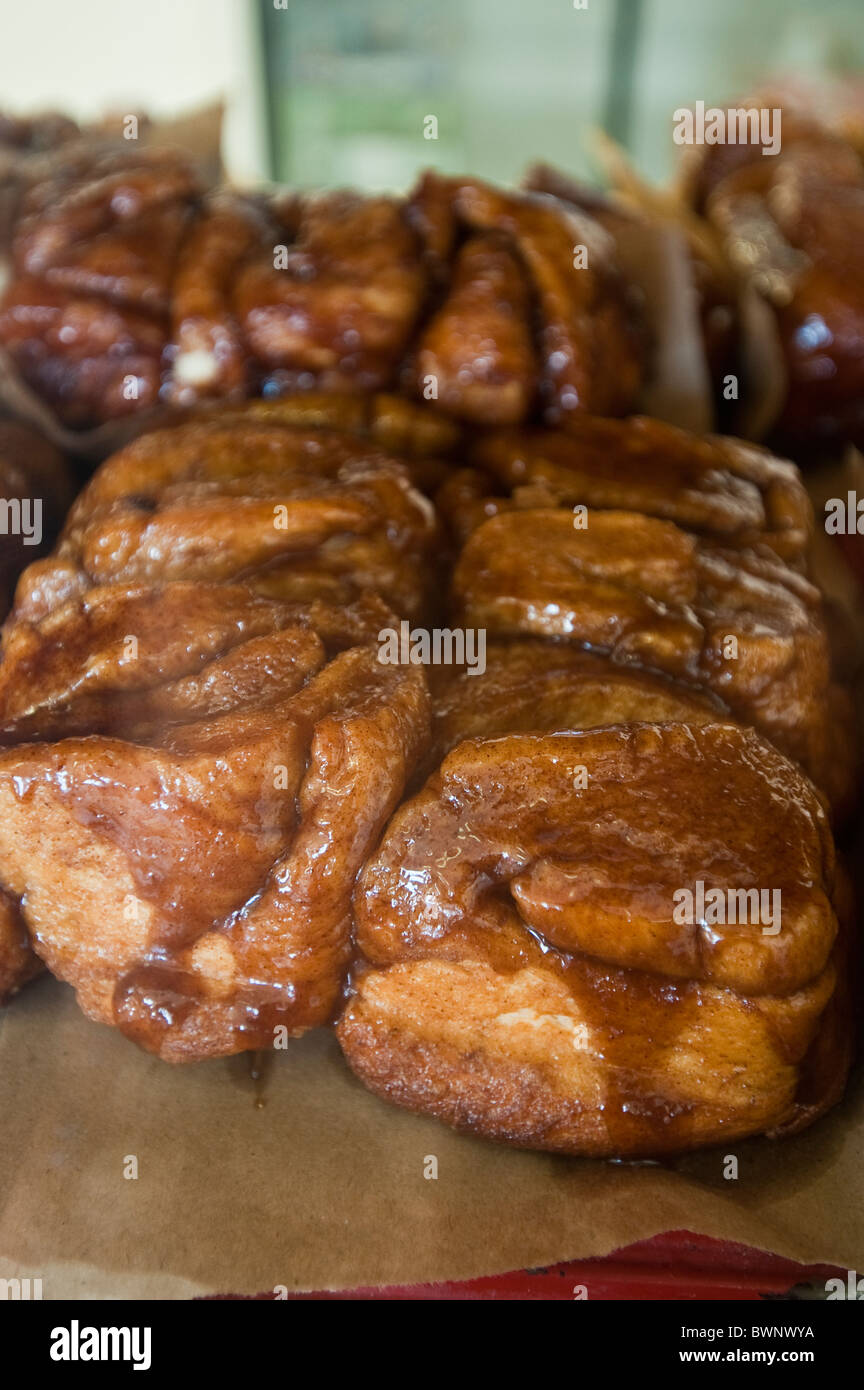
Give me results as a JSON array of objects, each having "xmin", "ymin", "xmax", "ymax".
[{"xmin": 260, "ymin": 0, "xmax": 864, "ymax": 188}]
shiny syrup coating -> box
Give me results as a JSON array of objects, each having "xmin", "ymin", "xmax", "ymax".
[
  {"xmin": 699, "ymin": 123, "xmax": 864, "ymax": 449},
  {"xmin": 0, "ymin": 398, "xmax": 442, "ymax": 1046},
  {"xmin": 465, "ymin": 413, "xmax": 812, "ymax": 562},
  {"xmin": 341, "ymin": 723, "xmax": 839, "ymax": 1157},
  {"xmin": 429, "ymin": 637, "xmax": 726, "ymax": 767},
  {"xmin": 412, "ymin": 232, "xmax": 537, "ymax": 426},
  {"xmin": 451, "ymin": 506, "xmax": 852, "ymax": 806},
  {"xmin": 235, "ymin": 192, "xmax": 427, "ymax": 392},
  {"xmin": 8, "ymin": 422, "xmax": 441, "ymax": 630},
  {"xmin": 0, "ymin": 158, "xmax": 647, "ymax": 429},
  {"xmin": 0, "ymin": 643, "xmax": 430, "ymax": 1060}
]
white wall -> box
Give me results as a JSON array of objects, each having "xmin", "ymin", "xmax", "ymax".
[{"xmin": 0, "ymin": 0, "xmax": 268, "ymax": 182}]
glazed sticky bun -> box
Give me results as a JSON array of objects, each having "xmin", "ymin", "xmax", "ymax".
[
  {"xmin": 339, "ymin": 720, "xmax": 845, "ymax": 1157},
  {"xmin": 0, "ymin": 274, "xmax": 855, "ymax": 1160},
  {"xmin": 0, "ymin": 160, "xmax": 646, "ymax": 429}
]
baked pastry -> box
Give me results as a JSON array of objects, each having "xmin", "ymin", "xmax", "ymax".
[
  {"xmin": 6, "ymin": 414, "xmax": 440, "ymax": 628},
  {"xmin": 0, "ymin": 584, "xmax": 429, "ymax": 1059},
  {"xmin": 0, "ymin": 168, "xmax": 854, "ymax": 1165},
  {"xmin": 689, "ymin": 115, "xmax": 864, "ymax": 451},
  {"xmin": 0, "ymin": 165, "xmax": 645, "ymax": 430},
  {"xmin": 524, "ymin": 162, "xmax": 741, "ymax": 430},
  {"xmin": 236, "ymin": 191, "xmax": 428, "ymax": 397},
  {"xmin": 0, "ymin": 580, "xmax": 394, "ymax": 744},
  {"xmin": 212, "ymin": 392, "xmax": 462, "ymax": 486},
  {"xmin": 437, "ymin": 413, "xmax": 811, "ymax": 563},
  {"xmin": 430, "ymin": 637, "xmax": 726, "ymax": 764},
  {"xmin": 12, "ymin": 152, "xmax": 197, "ymax": 308},
  {"xmin": 0, "ymin": 149, "xmax": 201, "ymax": 426},
  {"xmin": 339, "ymin": 720, "xmax": 843, "ymax": 1157},
  {"xmin": 406, "ymin": 173, "xmax": 644, "ymax": 425},
  {"xmin": 166, "ymin": 193, "xmax": 270, "ymax": 406},
  {"xmin": 412, "ymin": 230, "xmax": 538, "ymax": 425},
  {"xmin": 0, "ymin": 402, "xmax": 441, "ymax": 1019},
  {"xmin": 451, "ymin": 507, "xmax": 852, "ymax": 810}
]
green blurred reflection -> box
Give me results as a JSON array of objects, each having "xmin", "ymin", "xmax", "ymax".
[{"xmin": 260, "ymin": 0, "xmax": 864, "ymax": 190}]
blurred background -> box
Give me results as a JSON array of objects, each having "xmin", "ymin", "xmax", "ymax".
[{"xmin": 1, "ymin": 0, "xmax": 863, "ymax": 187}]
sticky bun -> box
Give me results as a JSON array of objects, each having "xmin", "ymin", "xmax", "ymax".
[
  {"xmin": 0, "ymin": 163, "xmax": 646, "ymax": 429},
  {"xmin": 339, "ymin": 720, "xmax": 844, "ymax": 1157}
]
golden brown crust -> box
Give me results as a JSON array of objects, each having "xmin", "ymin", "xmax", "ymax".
[
  {"xmin": 340, "ymin": 958, "xmax": 837, "ymax": 1158},
  {"xmin": 7, "ymin": 419, "xmax": 440, "ymax": 628},
  {"xmin": 0, "ymin": 634, "xmax": 430, "ymax": 1061},
  {"xmin": 339, "ymin": 722, "xmax": 844, "ymax": 1157},
  {"xmin": 456, "ymin": 415, "xmax": 813, "ymax": 562},
  {"xmin": 451, "ymin": 507, "xmax": 851, "ymax": 805}
]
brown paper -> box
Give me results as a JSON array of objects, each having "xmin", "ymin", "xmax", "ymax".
[
  {"xmin": 131, "ymin": 102, "xmax": 224, "ymax": 187},
  {"xmin": 583, "ymin": 132, "xmax": 794, "ymax": 443},
  {"xmin": 732, "ymin": 283, "xmax": 788, "ymax": 443},
  {"xmin": 0, "ymin": 975, "xmax": 861, "ymax": 1298}
]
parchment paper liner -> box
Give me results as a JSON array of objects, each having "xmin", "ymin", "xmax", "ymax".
[{"xmin": 0, "ymin": 977, "xmax": 861, "ymax": 1298}]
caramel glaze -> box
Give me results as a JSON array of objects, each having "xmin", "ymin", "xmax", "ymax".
[
  {"xmin": 443, "ymin": 176, "xmax": 644, "ymax": 423},
  {"xmin": 6, "ymin": 425, "xmax": 441, "ymax": 631},
  {"xmin": 339, "ymin": 723, "xmax": 840, "ymax": 1157},
  {"xmin": 0, "ymin": 274, "xmax": 170, "ymax": 427},
  {"xmin": 235, "ymin": 192, "xmax": 427, "ymax": 395},
  {"xmin": 58, "ymin": 418, "xmax": 453, "ymax": 530},
  {"xmin": 167, "ymin": 194, "xmax": 270, "ymax": 407},
  {"xmin": 0, "ymin": 154, "xmax": 646, "ymax": 430},
  {"xmin": 451, "ymin": 507, "xmax": 854, "ymax": 812},
  {"xmin": 429, "ymin": 638, "xmax": 727, "ymax": 769},
  {"xmin": 13, "ymin": 149, "xmax": 201, "ymax": 290},
  {"xmin": 411, "ymin": 232, "xmax": 538, "ymax": 426},
  {"xmin": 521, "ymin": 161, "xmax": 741, "ymax": 428},
  {"xmin": 0, "ymin": 644, "xmax": 430, "ymax": 1061},
  {"xmin": 444, "ymin": 414, "xmax": 812, "ymax": 564},
  {"xmin": 0, "ymin": 581, "xmax": 398, "ymax": 745},
  {"xmin": 695, "ymin": 122, "xmax": 864, "ymax": 450},
  {"xmin": 0, "ymin": 404, "xmax": 444, "ymax": 1019},
  {"xmin": 0, "ymin": 149, "xmax": 202, "ymax": 426},
  {"xmin": 216, "ymin": 392, "xmax": 462, "ymax": 462}
]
